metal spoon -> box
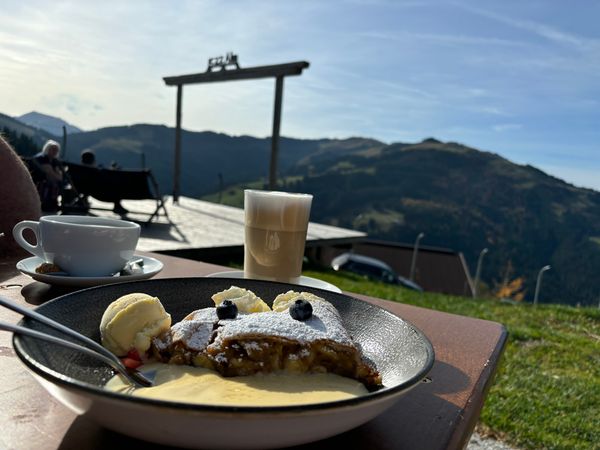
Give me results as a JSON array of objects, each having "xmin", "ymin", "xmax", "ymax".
[
  {"xmin": 0, "ymin": 295, "xmax": 153, "ymax": 387},
  {"xmin": 116, "ymin": 258, "xmax": 145, "ymax": 277}
]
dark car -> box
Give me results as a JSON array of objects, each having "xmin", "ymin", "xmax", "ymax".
[{"xmin": 331, "ymin": 252, "xmax": 423, "ymax": 292}]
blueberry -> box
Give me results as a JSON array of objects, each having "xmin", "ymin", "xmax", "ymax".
[
  {"xmin": 217, "ymin": 300, "xmax": 238, "ymax": 319},
  {"xmin": 289, "ymin": 299, "xmax": 313, "ymax": 321}
]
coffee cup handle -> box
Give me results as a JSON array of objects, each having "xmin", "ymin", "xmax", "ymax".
[{"xmin": 12, "ymin": 221, "xmax": 44, "ymax": 259}]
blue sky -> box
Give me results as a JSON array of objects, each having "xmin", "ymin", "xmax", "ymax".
[{"xmin": 2, "ymin": 0, "xmax": 599, "ymax": 190}]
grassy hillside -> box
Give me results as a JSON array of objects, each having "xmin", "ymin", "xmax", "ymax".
[
  {"xmin": 284, "ymin": 140, "xmax": 600, "ymax": 306},
  {"xmin": 303, "ymin": 270, "xmax": 600, "ymax": 450}
]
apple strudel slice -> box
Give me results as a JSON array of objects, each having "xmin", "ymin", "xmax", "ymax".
[{"xmin": 151, "ymin": 288, "xmax": 382, "ymax": 389}]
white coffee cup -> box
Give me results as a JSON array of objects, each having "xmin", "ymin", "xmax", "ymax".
[
  {"xmin": 13, "ymin": 215, "xmax": 141, "ymax": 277},
  {"xmin": 244, "ymin": 190, "xmax": 313, "ymax": 284}
]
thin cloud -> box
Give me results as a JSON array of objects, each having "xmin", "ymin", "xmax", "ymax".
[
  {"xmin": 42, "ymin": 94, "xmax": 99, "ymax": 116},
  {"xmin": 456, "ymin": 3, "xmax": 600, "ymax": 52},
  {"xmin": 493, "ymin": 123, "xmax": 522, "ymax": 132},
  {"xmin": 480, "ymin": 107, "xmax": 511, "ymax": 116},
  {"xmin": 359, "ymin": 30, "xmax": 531, "ymax": 48}
]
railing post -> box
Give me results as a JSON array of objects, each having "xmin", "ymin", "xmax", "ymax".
[
  {"xmin": 533, "ymin": 265, "xmax": 551, "ymax": 306},
  {"xmin": 173, "ymin": 84, "xmax": 183, "ymax": 203},
  {"xmin": 409, "ymin": 232, "xmax": 425, "ymax": 281},
  {"xmin": 270, "ymin": 76, "xmax": 284, "ymax": 190},
  {"xmin": 473, "ymin": 248, "xmax": 489, "ymax": 298}
]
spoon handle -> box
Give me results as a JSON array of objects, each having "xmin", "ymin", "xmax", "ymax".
[
  {"xmin": 0, "ymin": 295, "xmax": 118, "ymax": 364},
  {"xmin": 1, "ymin": 320, "xmax": 119, "ymax": 369},
  {"xmin": 0, "ymin": 295, "xmax": 153, "ymax": 387},
  {"xmin": 1, "ymin": 320, "xmax": 152, "ymax": 387}
]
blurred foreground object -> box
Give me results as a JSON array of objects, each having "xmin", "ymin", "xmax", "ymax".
[{"xmin": 0, "ymin": 135, "xmax": 41, "ymax": 257}]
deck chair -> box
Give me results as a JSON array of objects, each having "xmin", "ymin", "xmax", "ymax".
[{"xmin": 64, "ymin": 162, "xmax": 170, "ymax": 225}]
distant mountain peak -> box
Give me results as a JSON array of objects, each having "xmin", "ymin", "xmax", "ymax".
[{"xmin": 16, "ymin": 111, "xmax": 82, "ymax": 137}]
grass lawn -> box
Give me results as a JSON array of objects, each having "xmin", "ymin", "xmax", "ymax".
[{"xmin": 303, "ymin": 269, "xmax": 600, "ymax": 450}]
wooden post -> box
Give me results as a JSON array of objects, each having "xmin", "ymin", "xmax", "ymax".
[
  {"xmin": 62, "ymin": 125, "xmax": 67, "ymax": 159},
  {"xmin": 269, "ymin": 76, "xmax": 284, "ymax": 190},
  {"xmin": 163, "ymin": 61, "xmax": 308, "ymax": 195},
  {"xmin": 174, "ymin": 84, "xmax": 183, "ymax": 203}
]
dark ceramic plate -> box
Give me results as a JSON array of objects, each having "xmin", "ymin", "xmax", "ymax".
[{"xmin": 13, "ymin": 278, "xmax": 434, "ymax": 449}]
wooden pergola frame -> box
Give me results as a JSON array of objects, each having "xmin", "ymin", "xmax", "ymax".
[{"xmin": 163, "ymin": 60, "xmax": 310, "ymax": 202}]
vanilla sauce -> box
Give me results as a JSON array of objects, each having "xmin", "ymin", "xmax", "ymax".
[{"xmin": 105, "ymin": 362, "xmax": 367, "ymax": 407}]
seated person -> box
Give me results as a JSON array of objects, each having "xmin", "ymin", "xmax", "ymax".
[
  {"xmin": 33, "ymin": 140, "xmax": 64, "ymax": 212},
  {"xmin": 81, "ymin": 149, "xmax": 97, "ymax": 166},
  {"xmin": 79, "ymin": 150, "xmax": 128, "ymax": 215},
  {"xmin": 0, "ymin": 135, "xmax": 41, "ymax": 258},
  {"xmin": 71, "ymin": 149, "xmax": 98, "ymax": 208}
]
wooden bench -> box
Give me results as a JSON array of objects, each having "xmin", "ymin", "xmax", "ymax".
[{"xmin": 63, "ymin": 162, "xmax": 170, "ymax": 225}]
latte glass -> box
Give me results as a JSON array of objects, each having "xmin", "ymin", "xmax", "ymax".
[{"xmin": 243, "ymin": 190, "xmax": 313, "ymax": 284}]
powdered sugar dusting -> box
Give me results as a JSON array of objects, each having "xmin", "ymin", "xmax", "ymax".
[
  {"xmin": 162, "ymin": 292, "xmax": 354, "ymax": 357},
  {"xmin": 214, "ymin": 299, "xmax": 353, "ymax": 346},
  {"xmin": 183, "ymin": 308, "xmax": 218, "ymax": 322},
  {"xmin": 171, "ymin": 308, "xmax": 218, "ymax": 351},
  {"xmin": 214, "ymin": 353, "xmax": 227, "ymax": 364},
  {"xmin": 242, "ymin": 341, "xmax": 261, "ymax": 351}
]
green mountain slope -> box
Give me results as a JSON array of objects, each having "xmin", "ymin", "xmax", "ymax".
[
  {"xmin": 61, "ymin": 125, "xmax": 383, "ymax": 197},
  {"xmin": 287, "ymin": 140, "xmax": 600, "ymax": 305}
]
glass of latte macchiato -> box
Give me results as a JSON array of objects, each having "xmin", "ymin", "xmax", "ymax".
[{"xmin": 243, "ymin": 190, "xmax": 313, "ymax": 283}]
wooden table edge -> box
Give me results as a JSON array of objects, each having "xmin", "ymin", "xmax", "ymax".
[{"xmin": 449, "ymin": 323, "xmax": 508, "ymax": 449}]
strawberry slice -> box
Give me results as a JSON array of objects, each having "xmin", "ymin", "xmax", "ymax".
[
  {"xmin": 121, "ymin": 357, "xmax": 143, "ymax": 369},
  {"xmin": 126, "ymin": 349, "xmax": 142, "ymax": 361},
  {"xmin": 121, "ymin": 349, "xmax": 143, "ymax": 369}
]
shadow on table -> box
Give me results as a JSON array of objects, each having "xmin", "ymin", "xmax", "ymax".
[
  {"xmin": 21, "ymin": 282, "xmax": 77, "ymax": 306},
  {"xmin": 136, "ymin": 220, "xmax": 189, "ymax": 244},
  {"xmin": 0, "ymin": 257, "xmax": 24, "ymax": 285},
  {"xmin": 425, "ymin": 360, "xmax": 471, "ymax": 394},
  {"xmin": 58, "ymin": 418, "xmax": 166, "ymax": 450}
]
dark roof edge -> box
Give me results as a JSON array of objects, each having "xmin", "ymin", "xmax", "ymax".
[{"xmin": 361, "ymin": 238, "xmax": 456, "ymax": 255}]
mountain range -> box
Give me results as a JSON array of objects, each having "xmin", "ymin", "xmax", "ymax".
[
  {"xmin": 2, "ymin": 112, "xmax": 599, "ymax": 306},
  {"xmin": 287, "ymin": 139, "xmax": 600, "ymax": 306},
  {"xmin": 17, "ymin": 111, "xmax": 82, "ymax": 137}
]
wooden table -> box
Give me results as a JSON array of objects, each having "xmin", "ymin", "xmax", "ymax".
[{"xmin": 0, "ymin": 252, "xmax": 507, "ymax": 450}]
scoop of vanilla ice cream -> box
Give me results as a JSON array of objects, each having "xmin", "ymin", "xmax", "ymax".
[{"xmin": 100, "ymin": 293, "xmax": 171, "ymax": 356}]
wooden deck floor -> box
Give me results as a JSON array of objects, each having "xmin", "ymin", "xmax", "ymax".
[{"xmin": 87, "ymin": 196, "xmax": 366, "ymax": 253}]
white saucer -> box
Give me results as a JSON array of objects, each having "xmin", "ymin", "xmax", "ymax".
[
  {"xmin": 206, "ymin": 270, "xmax": 342, "ymax": 293},
  {"xmin": 16, "ymin": 255, "xmax": 163, "ymax": 288}
]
